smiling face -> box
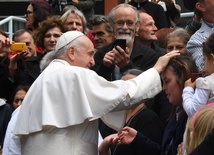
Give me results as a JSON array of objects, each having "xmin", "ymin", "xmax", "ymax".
[
  {"xmin": 13, "ymin": 31, "xmax": 37, "ymax": 57},
  {"xmin": 162, "ymin": 66, "xmax": 183, "ymax": 106},
  {"xmin": 92, "ymin": 23, "xmax": 114, "ymax": 49},
  {"xmin": 113, "ymin": 6, "xmax": 139, "ymax": 46}
]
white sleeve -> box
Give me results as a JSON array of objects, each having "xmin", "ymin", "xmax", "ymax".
[
  {"xmin": 2, "ymin": 107, "xmax": 21, "ymax": 155},
  {"xmin": 182, "ymin": 87, "xmax": 210, "ymax": 117}
]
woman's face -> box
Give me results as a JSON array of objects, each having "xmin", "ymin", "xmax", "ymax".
[
  {"xmin": 43, "ymin": 27, "xmax": 62, "ymax": 52},
  {"xmin": 13, "ymin": 90, "xmax": 26, "ymax": 109},
  {"xmin": 166, "ymin": 36, "xmax": 187, "ymax": 55},
  {"xmin": 162, "ymin": 66, "xmax": 183, "ymax": 106},
  {"xmin": 24, "ymin": 4, "xmax": 35, "ymax": 30}
]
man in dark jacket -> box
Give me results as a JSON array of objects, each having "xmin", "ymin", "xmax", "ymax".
[{"xmin": 91, "ymin": 3, "xmax": 159, "ymax": 81}]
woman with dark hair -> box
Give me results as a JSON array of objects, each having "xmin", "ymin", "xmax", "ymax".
[
  {"xmin": 10, "ymin": 85, "xmax": 29, "ymax": 110},
  {"xmin": 99, "ymin": 56, "xmax": 199, "ymax": 155},
  {"xmin": 24, "ymin": 0, "xmax": 55, "ymax": 31}
]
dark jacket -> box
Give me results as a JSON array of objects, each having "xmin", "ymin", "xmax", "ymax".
[
  {"xmin": 91, "ymin": 40, "xmax": 159, "ymax": 81},
  {"xmin": 128, "ymin": 0, "xmax": 168, "ymax": 29},
  {"xmin": 20, "ymin": 52, "xmax": 46, "ymax": 86},
  {"xmin": 189, "ymin": 129, "xmax": 214, "ymax": 155},
  {"xmin": 161, "ymin": 111, "xmax": 188, "ymax": 155},
  {"xmin": 112, "ymin": 108, "xmax": 164, "ymax": 155},
  {"xmin": 0, "ymin": 100, "xmax": 13, "ymax": 147}
]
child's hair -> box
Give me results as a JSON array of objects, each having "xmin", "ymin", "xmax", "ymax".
[
  {"xmin": 203, "ymin": 32, "xmax": 214, "ymax": 59},
  {"xmin": 187, "ymin": 104, "xmax": 214, "ymax": 154}
]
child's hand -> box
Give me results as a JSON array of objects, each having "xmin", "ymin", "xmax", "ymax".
[{"xmin": 184, "ymin": 78, "xmax": 196, "ymax": 88}]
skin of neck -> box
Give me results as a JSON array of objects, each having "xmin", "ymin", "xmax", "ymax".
[{"xmin": 126, "ymin": 103, "xmax": 146, "ymax": 123}]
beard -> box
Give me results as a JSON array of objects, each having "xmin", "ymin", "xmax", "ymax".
[{"xmin": 116, "ymin": 29, "xmax": 134, "ymax": 45}]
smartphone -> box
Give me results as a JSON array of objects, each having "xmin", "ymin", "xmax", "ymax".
[
  {"xmin": 10, "ymin": 43, "xmax": 26, "ymax": 51},
  {"xmin": 114, "ymin": 39, "xmax": 126, "ymax": 51},
  {"xmin": 191, "ymin": 73, "xmax": 203, "ymax": 82}
]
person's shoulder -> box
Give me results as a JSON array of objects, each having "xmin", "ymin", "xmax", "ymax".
[
  {"xmin": 135, "ymin": 41, "xmax": 157, "ymax": 55},
  {"xmin": 144, "ymin": 1, "xmax": 165, "ymax": 9},
  {"xmin": 98, "ymin": 42, "xmax": 114, "ymax": 51},
  {"xmin": 95, "ymin": 42, "xmax": 114, "ymax": 55}
]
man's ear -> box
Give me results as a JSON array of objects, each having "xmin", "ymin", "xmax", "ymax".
[
  {"xmin": 67, "ymin": 45, "xmax": 75, "ymax": 61},
  {"xmin": 211, "ymin": 53, "xmax": 214, "ymax": 62},
  {"xmin": 135, "ymin": 20, "xmax": 140, "ymax": 37},
  {"xmin": 195, "ymin": 2, "xmax": 206, "ymax": 12}
]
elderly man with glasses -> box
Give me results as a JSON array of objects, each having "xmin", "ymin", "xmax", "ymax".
[{"xmin": 91, "ymin": 4, "xmax": 160, "ymax": 81}]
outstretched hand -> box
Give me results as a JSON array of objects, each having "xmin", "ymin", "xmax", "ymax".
[
  {"xmin": 153, "ymin": 50, "xmax": 180, "ymax": 74},
  {"xmin": 118, "ymin": 126, "xmax": 137, "ymax": 145}
]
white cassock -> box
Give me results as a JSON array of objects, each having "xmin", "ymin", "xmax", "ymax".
[{"xmin": 14, "ymin": 59, "xmax": 162, "ymax": 155}]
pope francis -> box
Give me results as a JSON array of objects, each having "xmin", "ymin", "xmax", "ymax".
[{"xmin": 13, "ymin": 31, "xmax": 179, "ymax": 155}]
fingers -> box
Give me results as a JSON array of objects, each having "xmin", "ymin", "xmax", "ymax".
[
  {"xmin": 113, "ymin": 48, "xmax": 130, "ymax": 67},
  {"xmin": 154, "ymin": 50, "xmax": 180, "ymax": 73},
  {"xmin": 166, "ymin": 50, "xmax": 180, "ymax": 57},
  {"xmin": 103, "ymin": 51, "xmax": 115, "ymax": 67}
]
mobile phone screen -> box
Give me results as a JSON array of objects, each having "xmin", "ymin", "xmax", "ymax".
[{"xmin": 113, "ymin": 39, "xmax": 126, "ymax": 51}]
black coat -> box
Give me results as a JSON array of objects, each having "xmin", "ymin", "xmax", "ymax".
[
  {"xmin": 128, "ymin": 1, "xmax": 169, "ymax": 29},
  {"xmin": 91, "ymin": 40, "xmax": 159, "ymax": 81}
]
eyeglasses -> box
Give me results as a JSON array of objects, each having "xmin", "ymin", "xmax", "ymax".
[
  {"xmin": 25, "ymin": 10, "xmax": 33, "ymax": 15},
  {"xmin": 112, "ymin": 20, "xmax": 137, "ymax": 28}
]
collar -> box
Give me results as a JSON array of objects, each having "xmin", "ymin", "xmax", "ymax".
[
  {"xmin": 203, "ymin": 20, "xmax": 214, "ymax": 28},
  {"xmin": 0, "ymin": 98, "xmax": 6, "ymax": 106}
]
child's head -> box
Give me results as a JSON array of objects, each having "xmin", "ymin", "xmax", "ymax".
[
  {"xmin": 203, "ymin": 33, "xmax": 214, "ymax": 75},
  {"xmin": 186, "ymin": 104, "xmax": 214, "ymax": 154}
]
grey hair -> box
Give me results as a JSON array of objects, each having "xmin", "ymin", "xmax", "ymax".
[
  {"xmin": 166, "ymin": 28, "xmax": 190, "ymax": 45},
  {"xmin": 61, "ymin": 8, "xmax": 87, "ymax": 34},
  {"xmin": 40, "ymin": 51, "xmax": 55, "ymax": 71},
  {"xmin": 91, "ymin": 15, "xmax": 113, "ymax": 34},
  {"xmin": 108, "ymin": 3, "xmax": 139, "ymax": 26},
  {"xmin": 54, "ymin": 38, "xmax": 81, "ymax": 59}
]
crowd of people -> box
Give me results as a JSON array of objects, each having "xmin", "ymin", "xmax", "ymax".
[{"xmin": 0, "ymin": 0, "xmax": 214, "ymax": 155}]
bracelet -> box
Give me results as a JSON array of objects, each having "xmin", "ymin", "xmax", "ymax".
[{"xmin": 8, "ymin": 67, "xmax": 17, "ymax": 71}]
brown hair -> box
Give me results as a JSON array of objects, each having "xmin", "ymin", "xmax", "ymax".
[
  {"xmin": 165, "ymin": 56, "xmax": 199, "ymax": 120},
  {"xmin": 155, "ymin": 28, "xmax": 175, "ymax": 49},
  {"xmin": 203, "ymin": 32, "xmax": 214, "ymax": 59},
  {"xmin": 34, "ymin": 16, "xmax": 69, "ymax": 49}
]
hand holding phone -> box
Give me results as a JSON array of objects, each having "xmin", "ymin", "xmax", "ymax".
[
  {"xmin": 10, "ymin": 43, "xmax": 26, "ymax": 52},
  {"xmin": 113, "ymin": 39, "xmax": 126, "ymax": 51},
  {"xmin": 191, "ymin": 73, "xmax": 203, "ymax": 82}
]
